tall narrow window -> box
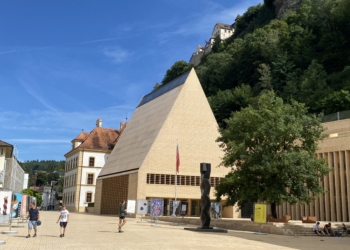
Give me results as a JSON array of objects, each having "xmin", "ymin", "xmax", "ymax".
[
  {"xmin": 87, "ymin": 174, "xmax": 94, "ymax": 184},
  {"xmin": 89, "ymin": 157, "xmax": 95, "ymax": 166},
  {"xmin": 86, "ymin": 192, "xmax": 92, "ymax": 202}
]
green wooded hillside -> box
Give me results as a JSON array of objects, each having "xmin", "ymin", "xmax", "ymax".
[
  {"xmin": 21, "ymin": 160, "xmax": 65, "ymax": 187},
  {"xmin": 161, "ymin": 0, "xmax": 350, "ymax": 127}
]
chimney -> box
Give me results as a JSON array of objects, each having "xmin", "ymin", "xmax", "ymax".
[
  {"xmin": 120, "ymin": 122, "xmax": 125, "ymax": 130},
  {"xmin": 96, "ymin": 118, "xmax": 102, "ymax": 128}
]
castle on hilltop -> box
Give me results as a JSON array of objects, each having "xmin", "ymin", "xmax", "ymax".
[{"xmin": 189, "ymin": 15, "xmax": 240, "ymax": 66}]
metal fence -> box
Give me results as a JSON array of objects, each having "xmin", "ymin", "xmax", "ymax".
[{"xmin": 322, "ymin": 110, "xmax": 350, "ymax": 123}]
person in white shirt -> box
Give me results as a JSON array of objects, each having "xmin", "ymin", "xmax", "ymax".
[
  {"xmin": 56, "ymin": 204, "xmax": 69, "ymax": 237},
  {"xmin": 313, "ymin": 221, "xmax": 325, "ymax": 236}
]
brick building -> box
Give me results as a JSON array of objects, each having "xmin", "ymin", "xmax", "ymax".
[{"xmin": 94, "ymin": 69, "xmax": 238, "ymax": 218}]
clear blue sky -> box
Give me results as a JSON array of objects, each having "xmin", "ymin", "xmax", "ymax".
[{"xmin": 0, "ymin": 0, "xmax": 263, "ymax": 162}]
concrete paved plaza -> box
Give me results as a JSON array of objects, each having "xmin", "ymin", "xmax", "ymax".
[{"xmin": 0, "ymin": 211, "xmax": 349, "ymax": 250}]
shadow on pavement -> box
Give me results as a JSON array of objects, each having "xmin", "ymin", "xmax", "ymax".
[{"xmin": 196, "ymin": 230, "xmax": 349, "ymax": 250}]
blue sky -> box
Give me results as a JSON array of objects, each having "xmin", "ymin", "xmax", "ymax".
[{"xmin": 0, "ymin": 0, "xmax": 263, "ymax": 161}]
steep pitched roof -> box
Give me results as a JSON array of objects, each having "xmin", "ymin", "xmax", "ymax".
[
  {"xmin": 78, "ymin": 127, "xmax": 121, "ymax": 150},
  {"xmin": 98, "ymin": 68, "xmax": 224, "ymax": 179},
  {"xmin": 216, "ymin": 22, "xmax": 233, "ymax": 30},
  {"xmin": 137, "ymin": 71, "xmax": 190, "ymax": 107},
  {"xmin": 72, "ymin": 132, "xmax": 90, "ymax": 142},
  {"xmin": 0, "ymin": 140, "xmax": 12, "ymax": 147}
]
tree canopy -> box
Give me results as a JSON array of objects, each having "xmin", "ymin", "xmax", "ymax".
[
  {"xmin": 154, "ymin": 60, "xmax": 193, "ymax": 90},
  {"xmin": 215, "ymin": 92, "xmax": 329, "ymax": 218},
  {"xmin": 22, "ymin": 189, "xmax": 43, "ymax": 206},
  {"xmin": 164, "ymin": 0, "xmax": 350, "ymax": 127},
  {"xmin": 21, "ymin": 160, "xmax": 65, "ymax": 187}
]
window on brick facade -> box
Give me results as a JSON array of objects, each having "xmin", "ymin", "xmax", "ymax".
[
  {"xmin": 87, "ymin": 174, "xmax": 94, "ymax": 185},
  {"xmin": 89, "ymin": 157, "xmax": 95, "ymax": 166},
  {"xmin": 86, "ymin": 192, "xmax": 92, "ymax": 202}
]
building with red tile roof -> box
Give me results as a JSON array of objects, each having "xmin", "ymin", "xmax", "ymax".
[{"xmin": 63, "ymin": 119, "xmax": 125, "ymax": 212}]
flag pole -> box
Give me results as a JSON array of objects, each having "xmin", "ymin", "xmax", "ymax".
[{"xmin": 172, "ymin": 141, "xmax": 178, "ymax": 217}]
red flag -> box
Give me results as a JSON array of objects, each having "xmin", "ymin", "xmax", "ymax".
[{"xmin": 176, "ymin": 144, "xmax": 180, "ymax": 173}]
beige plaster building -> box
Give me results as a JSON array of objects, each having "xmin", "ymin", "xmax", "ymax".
[
  {"xmin": 0, "ymin": 140, "xmax": 26, "ymax": 192},
  {"xmin": 63, "ymin": 119, "xmax": 124, "ymax": 212},
  {"xmin": 95, "ymin": 69, "xmax": 238, "ymax": 218},
  {"xmin": 276, "ymin": 118, "xmax": 350, "ymax": 222}
]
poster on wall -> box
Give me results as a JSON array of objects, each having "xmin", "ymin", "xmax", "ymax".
[
  {"xmin": 136, "ymin": 199, "xmax": 148, "ymax": 215},
  {"xmin": 126, "ymin": 200, "xmax": 136, "ymax": 214},
  {"xmin": 150, "ymin": 198, "xmax": 164, "ymax": 217},
  {"xmin": 180, "ymin": 201, "xmax": 188, "ymax": 216},
  {"xmin": 21, "ymin": 194, "xmax": 28, "ymax": 216},
  {"xmin": 169, "ymin": 200, "xmax": 180, "ymax": 216},
  {"xmin": 11, "ymin": 193, "xmax": 22, "ymax": 218},
  {"xmin": 210, "ymin": 202, "xmax": 222, "ymax": 219},
  {"xmin": 0, "ymin": 191, "xmax": 12, "ymax": 224}
]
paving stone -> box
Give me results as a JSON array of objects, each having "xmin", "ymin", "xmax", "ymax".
[{"xmin": 0, "ymin": 212, "xmax": 349, "ymax": 250}]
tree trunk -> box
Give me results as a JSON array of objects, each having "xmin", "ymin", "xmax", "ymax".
[{"xmin": 271, "ymin": 202, "xmax": 277, "ymax": 218}]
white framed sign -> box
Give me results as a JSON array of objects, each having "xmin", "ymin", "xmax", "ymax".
[
  {"xmin": 126, "ymin": 200, "xmax": 136, "ymax": 214},
  {"xmin": 137, "ymin": 199, "xmax": 148, "ymax": 215}
]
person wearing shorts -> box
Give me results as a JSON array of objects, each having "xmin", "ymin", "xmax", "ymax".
[
  {"xmin": 26, "ymin": 202, "xmax": 40, "ymax": 238},
  {"xmin": 118, "ymin": 200, "xmax": 127, "ymax": 233},
  {"xmin": 56, "ymin": 204, "xmax": 69, "ymax": 237}
]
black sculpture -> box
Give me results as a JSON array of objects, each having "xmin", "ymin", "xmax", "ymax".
[{"xmin": 200, "ymin": 163, "xmax": 212, "ymax": 229}]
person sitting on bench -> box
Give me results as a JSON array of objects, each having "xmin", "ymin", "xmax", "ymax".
[{"xmin": 313, "ymin": 222, "xmax": 326, "ymax": 236}]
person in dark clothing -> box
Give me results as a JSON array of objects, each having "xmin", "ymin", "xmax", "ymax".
[
  {"xmin": 118, "ymin": 200, "xmax": 127, "ymax": 233},
  {"xmin": 26, "ymin": 202, "xmax": 40, "ymax": 238}
]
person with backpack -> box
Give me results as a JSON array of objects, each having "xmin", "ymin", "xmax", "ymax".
[
  {"xmin": 118, "ymin": 200, "xmax": 127, "ymax": 233},
  {"xmin": 26, "ymin": 202, "xmax": 40, "ymax": 238},
  {"xmin": 56, "ymin": 204, "xmax": 69, "ymax": 237}
]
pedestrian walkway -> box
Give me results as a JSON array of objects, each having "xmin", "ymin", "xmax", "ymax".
[{"xmin": 0, "ymin": 211, "xmax": 349, "ymax": 250}]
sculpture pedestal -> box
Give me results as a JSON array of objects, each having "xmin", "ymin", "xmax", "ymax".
[{"xmin": 184, "ymin": 227, "xmax": 227, "ymax": 233}]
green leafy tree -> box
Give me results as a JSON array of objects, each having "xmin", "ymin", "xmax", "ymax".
[
  {"xmin": 35, "ymin": 172, "xmax": 48, "ymax": 186},
  {"xmin": 209, "ymin": 84, "xmax": 253, "ymax": 128},
  {"xmin": 22, "ymin": 189, "xmax": 43, "ymax": 206},
  {"xmin": 299, "ymin": 60, "xmax": 330, "ymax": 112},
  {"xmin": 211, "ymin": 35, "xmax": 222, "ymax": 53},
  {"xmin": 157, "ymin": 61, "xmax": 193, "ymax": 88},
  {"xmin": 215, "ymin": 91, "xmax": 329, "ymax": 218},
  {"xmin": 47, "ymin": 173, "xmax": 60, "ymax": 183},
  {"xmin": 318, "ymin": 90, "xmax": 350, "ymax": 114}
]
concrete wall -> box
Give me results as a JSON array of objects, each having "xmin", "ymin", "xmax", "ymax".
[{"xmin": 3, "ymin": 157, "xmax": 25, "ymax": 192}]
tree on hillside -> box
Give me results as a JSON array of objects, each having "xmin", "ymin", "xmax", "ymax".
[
  {"xmin": 22, "ymin": 189, "xmax": 43, "ymax": 206},
  {"xmin": 35, "ymin": 172, "xmax": 48, "ymax": 186},
  {"xmin": 215, "ymin": 91, "xmax": 329, "ymax": 218},
  {"xmin": 159, "ymin": 60, "xmax": 193, "ymax": 86}
]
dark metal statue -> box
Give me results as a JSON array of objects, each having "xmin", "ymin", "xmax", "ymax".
[{"xmin": 200, "ymin": 163, "xmax": 212, "ymax": 229}]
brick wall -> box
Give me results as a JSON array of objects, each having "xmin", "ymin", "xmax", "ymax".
[{"xmin": 100, "ymin": 175, "xmax": 129, "ymax": 214}]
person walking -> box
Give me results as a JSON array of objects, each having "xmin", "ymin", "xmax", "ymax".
[
  {"xmin": 56, "ymin": 204, "xmax": 69, "ymax": 237},
  {"xmin": 118, "ymin": 200, "xmax": 127, "ymax": 233},
  {"xmin": 26, "ymin": 202, "xmax": 40, "ymax": 238}
]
